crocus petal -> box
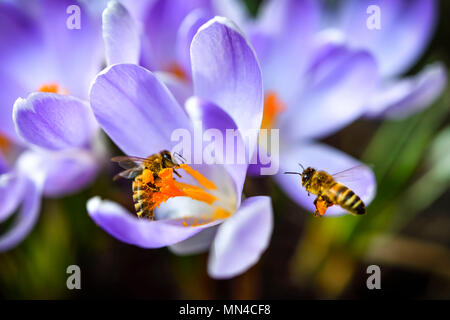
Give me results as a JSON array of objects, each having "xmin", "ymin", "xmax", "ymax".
[
  {"xmin": 191, "ymin": 17, "xmax": 263, "ymax": 156},
  {"xmin": 13, "ymin": 92, "xmax": 97, "ymax": 150},
  {"xmin": 154, "ymin": 71, "xmax": 193, "ymax": 106},
  {"xmin": 0, "ymin": 3, "xmax": 46, "ymax": 141},
  {"xmin": 0, "ymin": 1, "xmax": 102, "ymax": 141},
  {"xmin": 17, "ymin": 149, "xmax": 98, "ymax": 197},
  {"xmin": 275, "ymin": 142, "xmax": 376, "ymax": 216},
  {"xmin": 140, "ymin": 0, "xmax": 212, "ymax": 71},
  {"xmin": 0, "ymin": 73, "xmax": 28, "ymax": 142},
  {"xmin": 120, "ymin": 0, "xmax": 156, "ymax": 21},
  {"xmin": 176, "ymin": 8, "xmax": 211, "ymax": 76},
  {"xmin": 208, "ymin": 196, "xmax": 273, "ymax": 279},
  {"xmin": 89, "ymin": 64, "xmax": 193, "ymax": 157},
  {"xmin": 103, "ymin": 0, "xmax": 140, "ymax": 65},
  {"xmin": 0, "ymin": 172, "xmax": 26, "ymax": 223},
  {"xmin": 250, "ymin": 0, "xmax": 319, "ymax": 101},
  {"xmin": 0, "ymin": 152, "xmax": 7, "ymax": 174},
  {"xmin": 185, "ymin": 97, "xmax": 248, "ymax": 204},
  {"xmin": 37, "ymin": 0, "xmax": 103, "ymax": 98},
  {"xmin": 0, "ymin": 176, "xmax": 42, "ymax": 252},
  {"xmin": 169, "ymin": 225, "xmax": 218, "ymax": 255},
  {"xmin": 366, "ymin": 63, "xmax": 447, "ymax": 119},
  {"xmin": 0, "ymin": 2, "xmax": 47, "ymax": 86},
  {"xmin": 281, "ymin": 44, "xmax": 378, "ymax": 140},
  {"xmin": 87, "ymin": 197, "xmax": 219, "ymax": 248},
  {"xmin": 337, "ymin": 0, "xmax": 436, "ymax": 78},
  {"xmin": 212, "ymin": 0, "xmax": 249, "ymax": 27}
]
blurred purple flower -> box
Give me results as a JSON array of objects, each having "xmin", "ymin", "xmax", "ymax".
[
  {"xmin": 226, "ymin": 0, "xmax": 376, "ymax": 215},
  {"xmin": 102, "ymin": 0, "xmax": 245, "ymax": 105},
  {"xmin": 104, "ymin": 0, "xmax": 211, "ymax": 72},
  {"xmin": 0, "ymin": 0, "xmax": 103, "ymax": 251},
  {"xmin": 320, "ymin": 0, "xmax": 447, "ymax": 118},
  {"xmin": 87, "ymin": 18, "xmax": 273, "ymax": 279},
  {"xmin": 110, "ymin": 0, "xmax": 446, "ymax": 121},
  {"xmin": 213, "ymin": 0, "xmax": 444, "ymax": 215}
]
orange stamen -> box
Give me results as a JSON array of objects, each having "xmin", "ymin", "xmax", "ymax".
[
  {"xmin": 167, "ymin": 62, "xmax": 188, "ymax": 81},
  {"xmin": 150, "ymin": 168, "xmax": 186, "ymax": 210},
  {"xmin": 139, "ymin": 165, "xmax": 231, "ymax": 225},
  {"xmin": 0, "ymin": 134, "xmax": 10, "ymax": 154},
  {"xmin": 173, "ymin": 181, "xmax": 218, "ymax": 204},
  {"xmin": 147, "ymin": 166, "xmax": 218, "ymax": 210},
  {"xmin": 175, "ymin": 183, "xmax": 218, "ymax": 205},
  {"xmin": 37, "ymin": 82, "xmax": 69, "ymax": 94},
  {"xmin": 179, "ymin": 163, "xmax": 217, "ymax": 190},
  {"xmin": 261, "ymin": 91, "xmax": 286, "ymax": 129}
]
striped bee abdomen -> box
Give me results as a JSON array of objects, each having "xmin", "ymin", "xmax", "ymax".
[
  {"xmin": 326, "ymin": 182, "xmax": 366, "ymax": 215},
  {"xmin": 132, "ymin": 174, "xmax": 158, "ymax": 219}
]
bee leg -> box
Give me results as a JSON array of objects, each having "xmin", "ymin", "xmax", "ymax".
[
  {"xmin": 146, "ymin": 182, "xmax": 159, "ymax": 192},
  {"xmin": 313, "ymin": 195, "xmax": 329, "ymax": 217},
  {"xmin": 313, "ymin": 196, "xmax": 320, "ymax": 217}
]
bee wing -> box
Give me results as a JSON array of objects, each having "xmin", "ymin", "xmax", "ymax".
[
  {"xmin": 111, "ymin": 155, "xmax": 150, "ymax": 170},
  {"xmin": 331, "ymin": 165, "xmax": 372, "ymax": 184},
  {"xmin": 113, "ymin": 168, "xmax": 142, "ymax": 181}
]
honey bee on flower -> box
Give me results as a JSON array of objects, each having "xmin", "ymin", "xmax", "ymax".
[
  {"xmin": 112, "ymin": 151, "xmax": 223, "ymax": 220},
  {"xmin": 87, "ymin": 18, "xmax": 273, "ymax": 279}
]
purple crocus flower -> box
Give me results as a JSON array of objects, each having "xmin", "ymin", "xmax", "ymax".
[
  {"xmin": 101, "ymin": 0, "xmax": 242, "ymax": 104},
  {"xmin": 87, "ymin": 17, "xmax": 273, "ymax": 279},
  {"xmin": 105, "ymin": 0, "xmax": 213, "ymax": 73},
  {"xmin": 216, "ymin": 0, "xmax": 445, "ymax": 215},
  {"xmin": 320, "ymin": 0, "xmax": 447, "ymax": 118},
  {"xmin": 108, "ymin": 0, "xmax": 447, "ymax": 120},
  {"xmin": 0, "ymin": 0, "xmax": 103, "ymax": 251}
]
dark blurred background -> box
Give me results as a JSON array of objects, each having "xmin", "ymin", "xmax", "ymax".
[{"xmin": 0, "ymin": 0, "xmax": 449, "ymax": 299}]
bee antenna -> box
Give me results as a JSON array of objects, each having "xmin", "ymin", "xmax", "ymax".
[
  {"xmin": 284, "ymin": 171, "xmax": 302, "ymax": 175},
  {"xmin": 173, "ymin": 152, "xmax": 186, "ymax": 164},
  {"xmin": 298, "ymin": 163, "xmax": 305, "ymax": 171}
]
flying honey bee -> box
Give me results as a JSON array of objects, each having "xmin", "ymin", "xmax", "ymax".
[
  {"xmin": 111, "ymin": 150, "xmax": 185, "ymax": 219},
  {"xmin": 284, "ymin": 164, "xmax": 366, "ymax": 216}
]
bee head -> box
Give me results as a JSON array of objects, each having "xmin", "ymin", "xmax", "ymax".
[
  {"xmin": 160, "ymin": 150, "xmax": 177, "ymax": 168},
  {"xmin": 301, "ymin": 167, "xmax": 315, "ymax": 186},
  {"xmin": 283, "ymin": 163, "xmax": 315, "ymax": 186}
]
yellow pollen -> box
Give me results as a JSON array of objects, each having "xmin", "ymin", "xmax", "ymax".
[
  {"xmin": 167, "ymin": 62, "xmax": 188, "ymax": 81},
  {"xmin": 177, "ymin": 207, "xmax": 231, "ymax": 227},
  {"xmin": 211, "ymin": 207, "xmax": 231, "ymax": 220},
  {"xmin": 147, "ymin": 165, "xmax": 218, "ymax": 208},
  {"xmin": 261, "ymin": 91, "xmax": 286, "ymax": 129},
  {"xmin": 150, "ymin": 168, "xmax": 186, "ymax": 210},
  {"xmin": 147, "ymin": 164, "xmax": 231, "ymax": 226},
  {"xmin": 37, "ymin": 82, "xmax": 69, "ymax": 94}
]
